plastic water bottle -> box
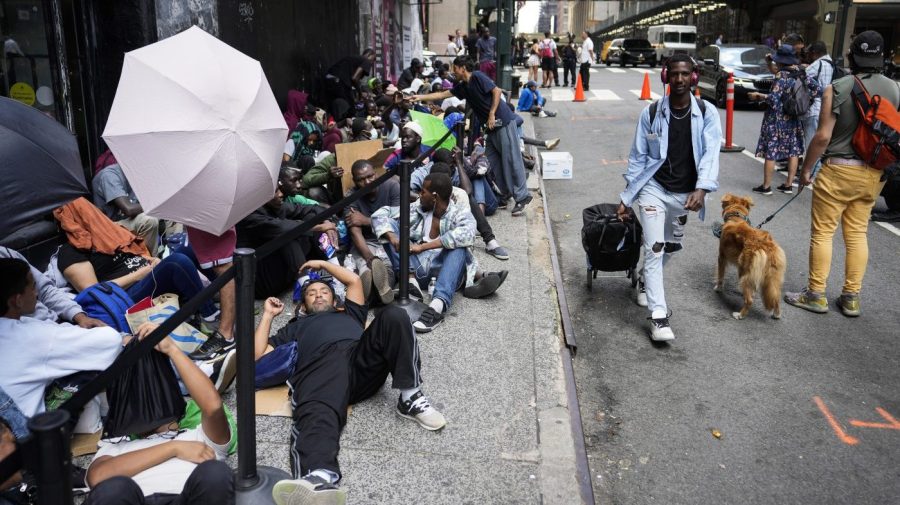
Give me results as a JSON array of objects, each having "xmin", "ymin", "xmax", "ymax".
[{"xmin": 427, "ymin": 277, "xmax": 436, "ymax": 304}]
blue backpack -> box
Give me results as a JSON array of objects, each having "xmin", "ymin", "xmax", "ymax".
[
  {"xmin": 255, "ymin": 341, "xmax": 298, "ymax": 390},
  {"xmin": 74, "ymin": 282, "xmax": 134, "ymax": 332}
]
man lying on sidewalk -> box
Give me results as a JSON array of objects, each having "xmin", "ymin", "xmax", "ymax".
[
  {"xmin": 85, "ymin": 323, "xmax": 234, "ymax": 504},
  {"xmin": 255, "ymin": 259, "xmax": 445, "ymax": 505},
  {"xmin": 372, "ymin": 172, "xmax": 506, "ymax": 333}
]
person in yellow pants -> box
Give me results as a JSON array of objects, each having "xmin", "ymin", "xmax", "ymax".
[{"xmin": 785, "ymin": 31, "xmax": 898, "ymax": 317}]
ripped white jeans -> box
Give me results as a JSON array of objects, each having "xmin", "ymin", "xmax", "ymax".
[{"xmin": 636, "ymin": 178, "xmax": 689, "ymax": 316}]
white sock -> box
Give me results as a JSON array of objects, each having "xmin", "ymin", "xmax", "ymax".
[
  {"xmin": 400, "ymin": 388, "xmax": 420, "ymax": 402},
  {"xmin": 429, "ymin": 298, "xmax": 444, "ymax": 314},
  {"xmin": 309, "ymin": 469, "xmax": 338, "ymax": 484},
  {"xmin": 651, "ymin": 310, "xmax": 667, "ymax": 320},
  {"xmin": 486, "ymin": 239, "xmax": 500, "ymax": 250}
]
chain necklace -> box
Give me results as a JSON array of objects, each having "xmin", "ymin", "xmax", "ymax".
[{"xmin": 670, "ymin": 105, "xmax": 691, "ymax": 120}]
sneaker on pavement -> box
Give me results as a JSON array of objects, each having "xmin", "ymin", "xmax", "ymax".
[
  {"xmin": 397, "ymin": 390, "xmax": 447, "ymax": 431},
  {"xmin": 371, "ymin": 258, "xmax": 394, "ymax": 305},
  {"xmin": 648, "ymin": 314, "xmax": 675, "ymax": 342},
  {"xmin": 544, "ymin": 110, "xmax": 558, "ymax": 118},
  {"xmin": 784, "ymin": 288, "xmax": 829, "ymax": 314},
  {"xmin": 463, "ymin": 273, "xmax": 502, "ymax": 299},
  {"xmin": 359, "ymin": 269, "xmax": 373, "ymax": 303},
  {"xmin": 752, "ymin": 185, "xmax": 773, "ymax": 195},
  {"xmin": 497, "ymin": 194, "xmax": 512, "ymax": 210},
  {"xmin": 487, "ymin": 270, "xmax": 509, "ymax": 288},
  {"xmin": 210, "ymin": 349, "xmax": 237, "ymax": 394},
  {"xmin": 511, "ymin": 195, "xmax": 533, "ymax": 216},
  {"xmin": 544, "ymin": 138, "xmax": 560, "ymax": 150},
  {"xmin": 413, "ymin": 307, "xmax": 444, "ymax": 333},
  {"xmin": 272, "ymin": 475, "xmax": 346, "ymax": 505},
  {"xmin": 837, "ymin": 292, "xmax": 861, "ymax": 317},
  {"xmin": 188, "ymin": 331, "xmax": 235, "ymax": 361},
  {"xmin": 636, "ymin": 278, "xmax": 648, "ymax": 307},
  {"xmin": 538, "ymin": 110, "xmax": 548, "ymax": 118},
  {"xmin": 485, "ymin": 245, "xmax": 509, "ymax": 260},
  {"xmin": 406, "ymin": 278, "xmax": 426, "ymax": 301},
  {"xmin": 776, "ymin": 184, "xmax": 793, "ymax": 194}
]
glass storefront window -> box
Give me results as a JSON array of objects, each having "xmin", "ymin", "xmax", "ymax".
[{"xmin": 1, "ymin": 1, "xmax": 60, "ymax": 119}]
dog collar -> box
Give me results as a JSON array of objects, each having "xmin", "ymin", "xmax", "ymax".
[{"xmin": 722, "ymin": 211, "xmax": 751, "ymax": 226}]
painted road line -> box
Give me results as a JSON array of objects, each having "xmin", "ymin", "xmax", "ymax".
[
  {"xmin": 741, "ymin": 149, "xmax": 763, "ymax": 163},
  {"xmin": 629, "ymin": 89, "xmax": 662, "ymax": 100},
  {"xmin": 605, "ymin": 68, "xmax": 627, "ymax": 73},
  {"xmin": 875, "ymin": 221, "xmax": 900, "ymax": 237},
  {"xmin": 630, "ymin": 68, "xmax": 656, "ymax": 74},
  {"xmin": 551, "ymin": 88, "xmax": 575, "ymax": 101},
  {"xmin": 589, "ymin": 89, "xmax": 623, "ymax": 101},
  {"xmin": 588, "ymin": 68, "xmax": 599, "ymax": 73}
]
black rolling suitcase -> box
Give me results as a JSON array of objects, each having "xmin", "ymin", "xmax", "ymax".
[{"xmin": 581, "ymin": 203, "xmax": 642, "ymax": 290}]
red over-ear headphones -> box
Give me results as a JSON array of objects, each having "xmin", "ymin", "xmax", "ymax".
[{"xmin": 660, "ymin": 56, "xmax": 700, "ymax": 87}]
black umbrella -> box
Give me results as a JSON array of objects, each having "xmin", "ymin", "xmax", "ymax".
[{"xmin": 0, "ymin": 96, "xmax": 88, "ymax": 239}]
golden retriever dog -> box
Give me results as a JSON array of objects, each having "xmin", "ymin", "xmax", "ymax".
[{"xmin": 714, "ymin": 194, "xmax": 786, "ymax": 320}]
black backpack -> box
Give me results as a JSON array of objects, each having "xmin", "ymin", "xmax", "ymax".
[
  {"xmin": 781, "ymin": 70, "xmax": 812, "ymax": 117},
  {"xmin": 817, "ymin": 59, "xmax": 846, "ymax": 82}
]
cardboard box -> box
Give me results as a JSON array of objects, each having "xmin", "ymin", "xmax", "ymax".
[{"xmin": 541, "ymin": 152, "xmax": 573, "ymax": 179}]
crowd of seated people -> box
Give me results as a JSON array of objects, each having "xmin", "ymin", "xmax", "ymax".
[{"xmin": 0, "ymin": 51, "xmax": 542, "ymax": 505}]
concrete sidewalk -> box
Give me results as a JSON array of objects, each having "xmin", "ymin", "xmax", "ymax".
[{"xmin": 223, "ymin": 119, "xmax": 583, "ymax": 504}]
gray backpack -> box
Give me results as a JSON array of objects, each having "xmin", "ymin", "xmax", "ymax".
[{"xmin": 781, "ymin": 71, "xmax": 812, "ymax": 117}]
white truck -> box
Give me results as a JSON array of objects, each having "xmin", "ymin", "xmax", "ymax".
[{"xmin": 647, "ymin": 25, "xmax": 698, "ymax": 63}]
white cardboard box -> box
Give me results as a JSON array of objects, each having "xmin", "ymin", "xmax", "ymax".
[{"xmin": 541, "ymin": 151, "xmax": 573, "ymax": 179}]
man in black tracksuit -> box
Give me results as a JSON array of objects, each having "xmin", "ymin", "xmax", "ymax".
[{"xmin": 256, "ymin": 259, "xmax": 446, "ymax": 505}]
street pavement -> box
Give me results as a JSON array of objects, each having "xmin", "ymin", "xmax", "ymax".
[{"xmin": 530, "ymin": 65, "xmax": 900, "ymax": 504}]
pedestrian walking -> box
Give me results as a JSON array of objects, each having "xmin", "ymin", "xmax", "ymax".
[
  {"xmin": 527, "ymin": 39, "xmax": 541, "ymax": 83},
  {"xmin": 561, "ymin": 41, "xmax": 577, "ymax": 87},
  {"xmin": 579, "ymin": 31, "xmax": 595, "ymax": 91},
  {"xmin": 476, "ymin": 28, "xmax": 498, "ymax": 81},
  {"xmin": 412, "ymin": 56, "xmax": 533, "ymax": 216},
  {"xmin": 785, "ymin": 31, "xmax": 900, "ymax": 317},
  {"xmin": 539, "ymin": 32, "xmax": 557, "ymax": 88},
  {"xmin": 748, "ymin": 45, "xmax": 821, "ymax": 195},
  {"xmin": 617, "ymin": 54, "xmax": 721, "ymax": 341},
  {"xmin": 802, "ymin": 41, "xmax": 837, "ymax": 166}
]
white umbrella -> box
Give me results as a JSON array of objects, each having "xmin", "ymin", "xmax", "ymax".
[{"xmin": 102, "ymin": 26, "xmax": 288, "ymax": 236}]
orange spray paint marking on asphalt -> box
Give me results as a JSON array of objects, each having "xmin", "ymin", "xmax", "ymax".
[
  {"xmin": 850, "ymin": 408, "xmax": 900, "ymax": 430},
  {"xmin": 813, "ymin": 396, "xmax": 860, "ymax": 445}
]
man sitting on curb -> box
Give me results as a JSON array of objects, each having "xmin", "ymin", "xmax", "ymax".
[
  {"xmin": 92, "ymin": 153, "xmax": 163, "ymax": 257},
  {"xmin": 372, "ymin": 173, "xmax": 505, "ymax": 333},
  {"xmin": 85, "ymin": 323, "xmax": 234, "ymax": 504},
  {"xmin": 344, "ymin": 160, "xmax": 398, "ymax": 305},
  {"xmin": 256, "ymin": 260, "xmax": 445, "ymax": 505},
  {"xmin": 516, "ymin": 80, "xmax": 557, "ymax": 117}
]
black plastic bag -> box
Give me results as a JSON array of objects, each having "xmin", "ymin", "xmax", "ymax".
[{"xmin": 103, "ymin": 340, "xmax": 186, "ymax": 438}]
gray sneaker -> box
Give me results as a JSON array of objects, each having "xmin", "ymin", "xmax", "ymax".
[
  {"xmin": 272, "ymin": 475, "xmax": 345, "ymax": 505},
  {"xmin": 837, "ymin": 292, "xmax": 861, "ymax": 317},
  {"xmin": 784, "ymin": 288, "xmax": 828, "ymax": 314}
]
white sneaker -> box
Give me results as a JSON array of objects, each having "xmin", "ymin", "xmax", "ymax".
[
  {"xmin": 272, "ymin": 475, "xmax": 346, "ymax": 505},
  {"xmin": 538, "ymin": 110, "xmax": 548, "ymax": 118},
  {"xmin": 649, "ymin": 312, "xmax": 675, "ymax": 342},
  {"xmin": 544, "ymin": 138, "xmax": 560, "ymax": 150},
  {"xmin": 636, "ymin": 278, "xmax": 648, "ymax": 307},
  {"xmin": 397, "ymin": 391, "xmax": 447, "ymax": 431}
]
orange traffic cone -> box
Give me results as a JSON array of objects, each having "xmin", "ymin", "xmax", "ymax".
[
  {"xmin": 639, "ymin": 73, "xmax": 652, "ymax": 100},
  {"xmin": 665, "ymin": 84, "xmax": 670, "ymax": 96},
  {"xmin": 695, "ymin": 86, "xmax": 701, "ymax": 98},
  {"xmin": 573, "ymin": 74, "xmax": 586, "ymax": 102}
]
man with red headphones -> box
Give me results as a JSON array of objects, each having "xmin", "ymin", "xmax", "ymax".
[{"xmin": 616, "ymin": 54, "xmax": 722, "ymax": 342}]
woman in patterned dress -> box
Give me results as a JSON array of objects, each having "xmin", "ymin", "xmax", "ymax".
[{"xmin": 749, "ymin": 45, "xmax": 822, "ymax": 195}]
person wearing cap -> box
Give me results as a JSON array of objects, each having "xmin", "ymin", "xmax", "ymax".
[
  {"xmin": 397, "ymin": 58, "xmax": 423, "ymax": 91},
  {"xmin": 256, "ymin": 260, "xmax": 445, "ymax": 505},
  {"xmin": 748, "ymin": 44, "xmax": 821, "ymax": 195},
  {"xmin": 785, "ymin": 30, "xmax": 900, "ymax": 317},
  {"xmin": 516, "ymin": 80, "xmax": 556, "ymax": 118},
  {"xmin": 383, "ymin": 121, "xmax": 431, "ymax": 171},
  {"xmin": 410, "ymin": 56, "xmax": 534, "ymax": 216}
]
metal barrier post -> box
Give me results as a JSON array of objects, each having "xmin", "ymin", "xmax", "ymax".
[
  {"xmin": 721, "ymin": 72, "xmax": 744, "ymax": 153},
  {"xmin": 26, "ymin": 410, "xmax": 73, "ymax": 505},
  {"xmin": 392, "ymin": 161, "xmax": 427, "ymax": 321},
  {"xmin": 233, "ymin": 248, "xmax": 290, "ymax": 504}
]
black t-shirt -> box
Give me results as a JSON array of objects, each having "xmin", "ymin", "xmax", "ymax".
[
  {"xmin": 653, "ymin": 105, "xmax": 697, "ymax": 193},
  {"xmin": 397, "ymin": 68, "xmax": 417, "ymax": 90},
  {"xmin": 327, "ymin": 56, "xmax": 372, "ymax": 86},
  {"xmin": 451, "ymin": 71, "xmax": 516, "ymax": 125},
  {"xmin": 269, "ymin": 299, "xmax": 368, "ymax": 358},
  {"xmin": 345, "ymin": 176, "xmax": 401, "ymax": 239},
  {"xmin": 57, "ymin": 244, "xmax": 149, "ymax": 283}
]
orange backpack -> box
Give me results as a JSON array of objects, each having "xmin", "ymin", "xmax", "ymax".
[{"xmin": 850, "ymin": 76, "xmax": 900, "ymax": 170}]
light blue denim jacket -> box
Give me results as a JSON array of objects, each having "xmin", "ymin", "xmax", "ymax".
[
  {"xmin": 0, "ymin": 385, "xmax": 29, "ymax": 439},
  {"xmin": 620, "ymin": 96, "xmax": 722, "ymax": 220}
]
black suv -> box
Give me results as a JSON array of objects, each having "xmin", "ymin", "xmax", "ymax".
[
  {"xmin": 607, "ymin": 38, "xmax": 657, "ymax": 67},
  {"xmin": 696, "ymin": 44, "xmax": 775, "ymax": 107}
]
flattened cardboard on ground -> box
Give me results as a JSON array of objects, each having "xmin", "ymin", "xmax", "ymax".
[
  {"xmin": 255, "ymin": 386, "xmax": 351, "ymax": 418},
  {"xmin": 336, "ymin": 139, "xmax": 394, "ymax": 193},
  {"xmin": 71, "ymin": 430, "xmax": 102, "ymax": 457}
]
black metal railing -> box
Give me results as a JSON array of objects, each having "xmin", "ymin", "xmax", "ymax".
[{"xmin": 0, "ymin": 124, "xmax": 458, "ymax": 503}]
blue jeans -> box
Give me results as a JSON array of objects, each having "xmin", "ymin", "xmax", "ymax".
[
  {"xmin": 635, "ymin": 179, "xmax": 689, "ymax": 316},
  {"xmin": 382, "ymin": 223, "xmax": 468, "ymax": 309},
  {"xmin": 0, "ymin": 385, "xmax": 29, "ymax": 439},
  {"xmin": 126, "ymin": 253, "xmax": 217, "ymax": 317},
  {"xmin": 801, "ymin": 116, "xmax": 823, "ymax": 176},
  {"xmin": 472, "ymin": 177, "xmax": 498, "ymax": 216}
]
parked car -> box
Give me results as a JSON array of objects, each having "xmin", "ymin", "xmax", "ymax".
[
  {"xmin": 696, "ymin": 44, "xmax": 775, "ymax": 108},
  {"xmin": 605, "ymin": 38, "xmax": 657, "ymax": 67}
]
